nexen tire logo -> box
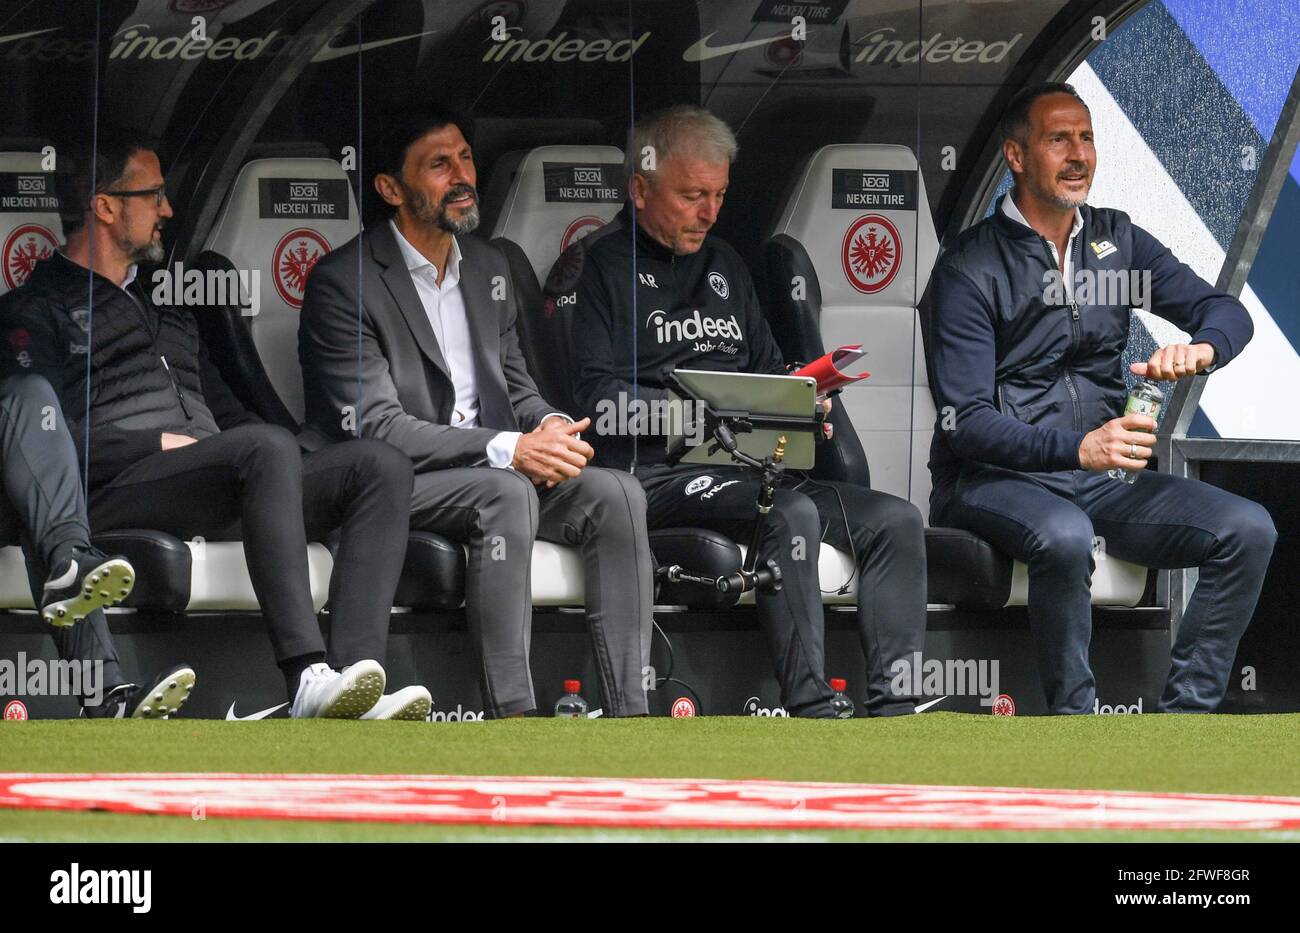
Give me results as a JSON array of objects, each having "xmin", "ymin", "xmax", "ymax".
[{"xmin": 647, "ymin": 309, "xmax": 743, "ymax": 344}]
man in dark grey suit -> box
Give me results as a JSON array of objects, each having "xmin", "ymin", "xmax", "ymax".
[{"xmin": 299, "ymin": 108, "xmax": 652, "ymax": 718}]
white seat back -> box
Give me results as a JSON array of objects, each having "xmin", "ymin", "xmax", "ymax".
[
  {"xmin": 770, "ymin": 144, "xmax": 939, "ymax": 511},
  {"xmin": 203, "ymin": 159, "xmax": 359, "ymax": 422},
  {"xmin": 0, "ymin": 152, "xmax": 63, "ymax": 296},
  {"xmin": 490, "ymin": 145, "xmax": 626, "ymax": 285}
]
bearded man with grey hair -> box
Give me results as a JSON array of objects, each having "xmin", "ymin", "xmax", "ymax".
[{"xmin": 548, "ymin": 105, "xmax": 928, "ymax": 718}]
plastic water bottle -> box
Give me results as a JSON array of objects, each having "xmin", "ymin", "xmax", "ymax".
[
  {"xmin": 829, "ymin": 678, "xmax": 855, "ymax": 719},
  {"xmin": 1108, "ymin": 381, "xmax": 1164, "ymax": 484},
  {"xmin": 554, "ymin": 679, "xmax": 588, "ymax": 718}
]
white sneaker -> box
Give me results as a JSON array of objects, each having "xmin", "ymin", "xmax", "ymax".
[
  {"xmin": 361, "ymin": 685, "xmax": 433, "ymax": 721},
  {"xmin": 290, "ymin": 660, "xmax": 385, "ymax": 719}
]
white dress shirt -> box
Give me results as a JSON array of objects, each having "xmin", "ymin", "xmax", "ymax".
[
  {"xmin": 1002, "ymin": 194, "xmax": 1084, "ymax": 301},
  {"xmin": 390, "ymin": 220, "xmax": 520, "ymax": 468}
]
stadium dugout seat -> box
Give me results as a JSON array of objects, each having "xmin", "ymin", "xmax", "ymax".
[
  {"xmin": 0, "ymin": 149, "xmax": 340, "ymax": 614},
  {"xmin": 195, "ymin": 149, "xmax": 465, "ymax": 612},
  {"xmin": 0, "ymin": 149, "xmax": 66, "ymax": 609},
  {"xmin": 199, "ymin": 149, "xmax": 358, "ymax": 427},
  {"xmin": 765, "ymin": 144, "xmax": 1148, "ymax": 608},
  {"xmin": 490, "ymin": 145, "xmax": 743, "ymax": 609},
  {"xmin": 487, "ymin": 144, "xmax": 627, "ymax": 416},
  {"xmin": 0, "ymin": 148, "xmax": 62, "ymax": 298}
]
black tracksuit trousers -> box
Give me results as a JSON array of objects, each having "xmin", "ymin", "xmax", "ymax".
[
  {"xmin": 639, "ymin": 463, "xmax": 927, "ymax": 716},
  {"xmin": 88, "ymin": 424, "xmax": 412, "ymax": 672}
]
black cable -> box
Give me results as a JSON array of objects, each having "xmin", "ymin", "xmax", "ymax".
[
  {"xmin": 651, "ymin": 616, "xmax": 674, "ymax": 681},
  {"xmin": 627, "ymin": 0, "xmax": 639, "ymax": 477},
  {"xmin": 83, "ymin": 0, "xmax": 101, "ymax": 508},
  {"xmin": 790, "ymin": 471, "xmax": 858, "ymax": 595},
  {"xmin": 354, "ymin": 13, "xmax": 363, "ymax": 436},
  {"xmin": 650, "ymin": 616, "xmax": 703, "ymax": 715}
]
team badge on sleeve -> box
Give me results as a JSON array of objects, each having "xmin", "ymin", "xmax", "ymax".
[{"xmin": 708, "ymin": 271, "xmax": 729, "ymax": 299}]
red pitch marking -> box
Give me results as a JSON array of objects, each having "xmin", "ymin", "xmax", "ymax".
[{"xmin": 2, "ymin": 774, "xmax": 1299, "ymax": 831}]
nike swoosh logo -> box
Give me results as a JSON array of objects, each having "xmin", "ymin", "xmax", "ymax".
[
  {"xmin": 682, "ymin": 32, "xmax": 790, "ymax": 62},
  {"xmin": 310, "ymin": 30, "xmax": 439, "ymax": 63},
  {"xmin": 916, "ymin": 696, "xmax": 948, "ymax": 713},
  {"xmin": 0, "ymin": 28, "xmax": 60, "ymax": 46},
  {"xmin": 225, "ymin": 701, "xmax": 288, "ymax": 721},
  {"xmin": 43, "ymin": 559, "xmax": 78, "ymax": 591}
]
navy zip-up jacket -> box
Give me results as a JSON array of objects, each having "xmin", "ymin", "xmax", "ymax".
[{"xmin": 927, "ymin": 195, "xmax": 1253, "ymax": 491}]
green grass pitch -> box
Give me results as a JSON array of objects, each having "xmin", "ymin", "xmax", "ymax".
[{"xmin": 2, "ymin": 712, "xmax": 1297, "ymax": 842}]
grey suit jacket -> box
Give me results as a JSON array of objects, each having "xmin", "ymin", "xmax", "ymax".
[{"xmin": 298, "ymin": 222, "xmax": 558, "ymax": 471}]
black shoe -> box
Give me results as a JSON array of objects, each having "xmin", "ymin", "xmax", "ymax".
[
  {"xmin": 40, "ymin": 546, "xmax": 135, "ymax": 627},
  {"xmin": 787, "ymin": 699, "xmax": 839, "ymax": 719},
  {"xmin": 80, "ymin": 664, "xmax": 196, "ymax": 719}
]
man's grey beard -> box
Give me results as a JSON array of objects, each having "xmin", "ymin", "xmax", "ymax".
[
  {"xmin": 119, "ymin": 229, "xmax": 164, "ymax": 264},
  {"xmin": 133, "ymin": 238, "xmax": 165, "ymax": 263},
  {"xmin": 1043, "ymin": 164, "xmax": 1090, "ymax": 210},
  {"xmin": 1048, "ymin": 190, "xmax": 1089, "ymax": 210},
  {"xmin": 437, "ymin": 200, "xmax": 479, "ymax": 235},
  {"xmin": 407, "ymin": 183, "xmax": 480, "ymax": 235}
]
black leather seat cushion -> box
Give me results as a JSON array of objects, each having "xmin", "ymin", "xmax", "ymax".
[
  {"xmin": 924, "ymin": 526, "xmax": 1013, "ymax": 609},
  {"xmin": 649, "ymin": 527, "xmax": 743, "ymax": 609},
  {"xmin": 650, "ymin": 524, "xmax": 1012, "ymax": 611},
  {"xmin": 393, "ymin": 531, "xmax": 467, "ymax": 611},
  {"xmin": 92, "ymin": 530, "xmax": 193, "ymax": 611}
]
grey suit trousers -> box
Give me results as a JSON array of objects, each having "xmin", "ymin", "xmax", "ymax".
[{"xmin": 410, "ymin": 465, "xmax": 652, "ymax": 718}]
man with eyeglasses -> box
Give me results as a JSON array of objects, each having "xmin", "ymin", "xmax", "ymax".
[
  {"xmin": 105, "ymin": 181, "xmax": 167, "ymax": 206},
  {"xmin": 0, "ymin": 134, "xmax": 424, "ymax": 720}
]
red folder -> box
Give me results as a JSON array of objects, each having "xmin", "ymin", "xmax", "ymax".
[{"xmin": 794, "ymin": 345, "xmax": 870, "ymax": 395}]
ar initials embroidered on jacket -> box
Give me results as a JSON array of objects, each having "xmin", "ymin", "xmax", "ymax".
[
  {"xmin": 1090, "ymin": 240, "xmax": 1117, "ymax": 260},
  {"xmin": 637, "ymin": 273, "xmax": 658, "ymax": 288}
]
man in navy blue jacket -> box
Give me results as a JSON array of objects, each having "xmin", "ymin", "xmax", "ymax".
[{"xmin": 928, "ymin": 82, "xmax": 1276, "ymax": 714}]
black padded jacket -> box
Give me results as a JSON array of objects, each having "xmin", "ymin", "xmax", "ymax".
[{"xmin": 0, "ymin": 251, "xmax": 222, "ymax": 490}]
